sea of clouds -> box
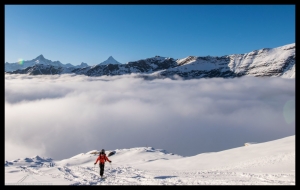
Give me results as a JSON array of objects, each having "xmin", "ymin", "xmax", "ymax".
[{"xmin": 5, "ymin": 73, "xmax": 295, "ymax": 161}]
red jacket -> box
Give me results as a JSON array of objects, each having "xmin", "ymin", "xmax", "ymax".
[{"xmin": 95, "ymin": 153, "xmax": 111, "ymax": 164}]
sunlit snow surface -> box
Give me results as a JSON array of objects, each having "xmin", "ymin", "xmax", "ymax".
[{"xmin": 5, "ymin": 136, "xmax": 295, "ymax": 185}]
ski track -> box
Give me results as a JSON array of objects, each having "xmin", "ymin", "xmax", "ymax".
[{"xmin": 13, "ymin": 164, "xmax": 295, "ymax": 185}]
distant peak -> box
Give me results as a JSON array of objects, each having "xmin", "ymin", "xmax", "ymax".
[
  {"xmin": 80, "ymin": 62, "xmax": 88, "ymax": 66},
  {"xmin": 99, "ymin": 56, "xmax": 122, "ymax": 65},
  {"xmin": 107, "ymin": 56, "xmax": 115, "ymax": 60},
  {"xmin": 36, "ymin": 54, "xmax": 45, "ymax": 59}
]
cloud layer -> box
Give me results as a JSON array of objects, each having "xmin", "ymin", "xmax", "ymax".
[{"xmin": 5, "ymin": 74, "xmax": 295, "ymax": 160}]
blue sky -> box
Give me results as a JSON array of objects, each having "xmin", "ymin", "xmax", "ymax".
[{"xmin": 5, "ymin": 5, "xmax": 295, "ymax": 66}]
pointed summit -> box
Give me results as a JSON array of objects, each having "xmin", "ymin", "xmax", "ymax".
[
  {"xmin": 32, "ymin": 54, "xmax": 48, "ymax": 64},
  {"xmin": 99, "ymin": 56, "xmax": 122, "ymax": 65},
  {"xmin": 36, "ymin": 54, "xmax": 45, "ymax": 60}
]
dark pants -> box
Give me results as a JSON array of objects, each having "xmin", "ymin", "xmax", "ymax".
[{"xmin": 99, "ymin": 163, "xmax": 105, "ymax": 176}]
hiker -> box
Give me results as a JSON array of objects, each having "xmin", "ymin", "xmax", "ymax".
[{"xmin": 94, "ymin": 149, "xmax": 112, "ymax": 178}]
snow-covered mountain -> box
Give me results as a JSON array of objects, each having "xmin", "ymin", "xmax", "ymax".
[
  {"xmin": 160, "ymin": 43, "xmax": 295, "ymax": 79},
  {"xmin": 98, "ymin": 56, "xmax": 122, "ymax": 65},
  {"xmin": 5, "ymin": 43, "xmax": 295, "ymax": 79},
  {"xmin": 5, "ymin": 54, "xmax": 89, "ymax": 72}
]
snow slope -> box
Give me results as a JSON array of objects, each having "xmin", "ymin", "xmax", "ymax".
[{"xmin": 5, "ymin": 135, "xmax": 295, "ymax": 185}]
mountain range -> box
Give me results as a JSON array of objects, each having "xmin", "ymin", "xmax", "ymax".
[{"xmin": 5, "ymin": 43, "xmax": 295, "ymax": 79}]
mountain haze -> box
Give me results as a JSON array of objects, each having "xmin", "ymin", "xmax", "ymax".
[{"xmin": 4, "ymin": 54, "xmax": 88, "ymax": 72}]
